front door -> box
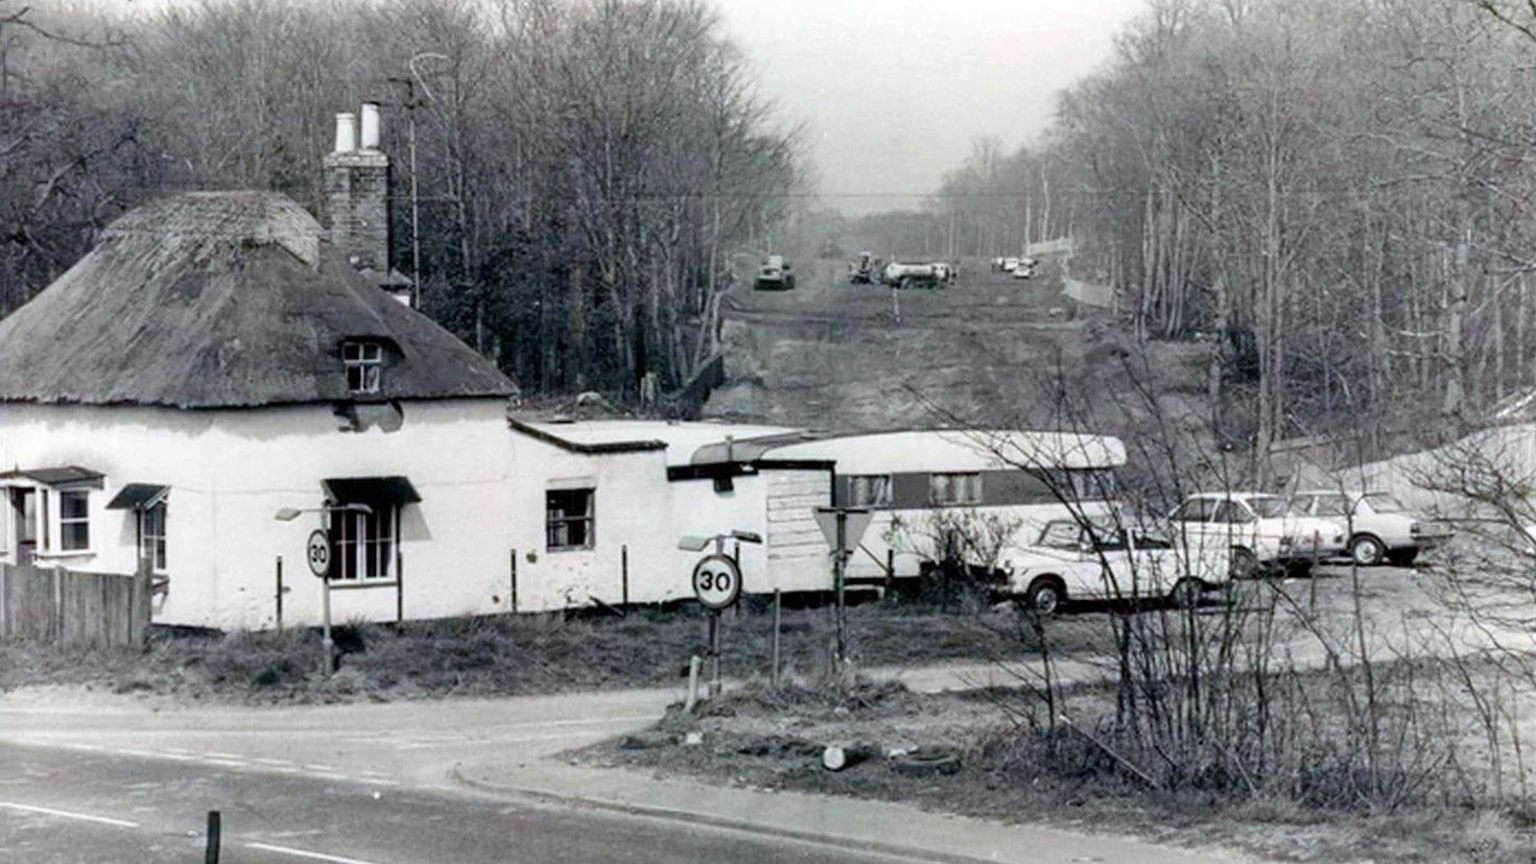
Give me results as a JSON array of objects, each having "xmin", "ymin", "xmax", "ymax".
[{"xmin": 9, "ymin": 488, "xmax": 37, "ymax": 564}]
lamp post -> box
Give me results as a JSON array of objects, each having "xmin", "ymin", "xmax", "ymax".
[{"xmin": 274, "ymin": 503, "xmax": 372, "ymax": 677}]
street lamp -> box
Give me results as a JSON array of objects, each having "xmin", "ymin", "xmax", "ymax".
[{"xmin": 273, "ymin": 503, "xmax": 373, "ymax": 676}]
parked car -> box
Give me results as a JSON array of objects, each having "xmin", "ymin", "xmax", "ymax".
[
  {"xmin": 754, "ymin": 255, "xmax": 796, "ymax": 291},
  {"xmin": 999, "ymin": 518, "xmax": 1230, "ymax": 615},
  {"xmin": 1291, "ymin": 490, "xmax": 1451, "ymax": 567},
  {"xmin": 1170, "ymin": 491, "xmax": 1347, "ymax": 578},
  {"xmin": 1011, "ymin": 256, "xmax": 1037, "ymax": 279},
  {"xmin": 1002, "ymin": 256, "xmax": 1021, "ymax": 274}
]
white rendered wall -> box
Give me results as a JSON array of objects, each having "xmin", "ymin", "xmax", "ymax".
[{"xmin": 0, "ymin": 399, "xmax": 517, "ymax": 630}]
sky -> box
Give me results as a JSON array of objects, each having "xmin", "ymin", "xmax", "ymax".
[{"xmin": 712, "ymin": 0, "xmax": 1148, "ymax": 215}]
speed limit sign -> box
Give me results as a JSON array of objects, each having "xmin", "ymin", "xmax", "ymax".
[
  {"xmin": 691, "ymin": 554, "xmax": 741, "ymax": 610},
  {"xmin": 306, "ymin": 529, "xmax": 332, "ymax": 578}
]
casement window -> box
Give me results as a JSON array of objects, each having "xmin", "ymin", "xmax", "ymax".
[
  {"xmin": 546, "ymin": 489, "xmax": 595, "ymax": 551},
  {"xmin": 329, "ymin": 503, "xmax": 397, "ymax": 582},
  {"xmin": 928, "ymin": 472, "xmax": 982, "ymax": 506},
  {"xmin": 845, "ymin": 474, "xmax": 892, "ymax": 508},
  {"xmin": 343, "ymin": 341, "xmax": 383, "ymax": 394},
  {"xmin": 58, "ymin": 490, "xmax": 90, "ymax": 551},
  {"xmin": 140, "ymin": 502, "xmax": 167, "ymax": 573}
]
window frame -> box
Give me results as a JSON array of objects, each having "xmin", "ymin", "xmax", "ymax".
[
  {"xmin": 57, "ymin": 489, "xmax": 91, "ymax": 552},
  {"xmin": 329, "ymin": 503, "xmax": 398, "ymax": 583},
  {"xmin": 928, "ymin": 472, "xmax": 982, "ymax": 506},
  {"xmin": 546, "ymin": 488, "xmax": 596, "ymax": 552},
  {"xmin": 342, "ymin": 341, "xmax": 384, "ymax": 395},
  {"xmin": 138, "ymin": 501, "xmax": 168, "ymax": 574}
]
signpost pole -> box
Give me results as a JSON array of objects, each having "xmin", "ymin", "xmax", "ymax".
[
  {"xmin": 835, "ymin": 512, "xmax": 847, "ymax": 666},
  {"xmin": 320, "ymin": 573, "xmax": 333, "ymax": 678},
  {"xmin": 771, "ymin": 588, "xmax": 782, "ymax": 687},
  {"xmin": 709, "ymin": 609, "xmax": 722, "ymax": 698}
]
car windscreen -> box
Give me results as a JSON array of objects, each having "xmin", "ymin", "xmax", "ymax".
[
  {"xmin": 1363, "ymin": 493, "xmax": 1404, "ymax": 513},
  {"xmin": 1249, "ymin": 496, "xmax": 1297, "ymax": 518}
]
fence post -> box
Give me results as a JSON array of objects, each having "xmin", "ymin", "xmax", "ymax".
[
  {"xmin": 275, "ymin": 555, "xmax": 284, "ymax": 631},
  {"xmin": 510, "ymin": 549, "xmax": 518, "ymax": 613},
  {"xmin": 621, "ymin": 544, "xmax": 629, "ymax": 607}
]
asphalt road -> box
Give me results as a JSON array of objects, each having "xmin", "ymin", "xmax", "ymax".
[{"xmin": 0, "ymin": 743, "xmax": 931, "ymax": 864}]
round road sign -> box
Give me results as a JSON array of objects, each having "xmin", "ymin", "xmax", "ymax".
[
  {"xmin": 691, "ymin": 554, "xmax": 742, "ymax": 609},
  {"xmin": 306, "ymin": 529, "xmax": 332, "ymax": 578}
]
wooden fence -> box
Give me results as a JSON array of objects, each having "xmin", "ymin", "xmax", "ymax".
[{"xmin": 0, "ymin": 563, "xmax": 151, "ymax": 648}]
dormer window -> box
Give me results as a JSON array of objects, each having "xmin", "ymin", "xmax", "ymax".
[{"xmin": 343, "ymin": 341, "xmax": 383, "ymax": 394}]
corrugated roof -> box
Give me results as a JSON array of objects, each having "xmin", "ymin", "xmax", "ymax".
[{"xmin": 0, "ymin": 191, "xmax": 516, "ymax": 409}]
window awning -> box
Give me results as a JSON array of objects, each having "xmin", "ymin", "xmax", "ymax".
[
  {"xmin": 322, "ymin": 476, "xmax": 421, "ymax": 506},
  {"xmin": 0, "ymin": 465, "xmax": 104, "ymax": 488},
  {"xmin": 106, "ymin": 483, "xmax": 169, "ymax": 510}
]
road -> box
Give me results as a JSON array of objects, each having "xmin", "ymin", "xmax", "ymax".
[{"xmin": 0, "ymin": 742, "xmax": 938, "ymax": 864}]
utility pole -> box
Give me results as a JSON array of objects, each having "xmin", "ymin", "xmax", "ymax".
[{"xmin": 387, "ymin": 74, "xmax": 423, "ymax": 309}]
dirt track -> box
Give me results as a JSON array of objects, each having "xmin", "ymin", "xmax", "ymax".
[{"xmin": 705, "ymin": 256, "xmax": 1133, "ymax": 430}]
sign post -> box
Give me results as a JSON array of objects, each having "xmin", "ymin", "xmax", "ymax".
[
  {"xmin": 305, "ymin": 529, "xmax": 334, "ymax": 678},
  {"xmin": 814, "ymin": 507, "xmax": 872, "ymax": 668},
  {"xmin": 692, "ymin": 546, "xmax": 741, "ymax": 698}
]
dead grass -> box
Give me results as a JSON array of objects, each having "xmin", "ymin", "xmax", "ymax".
[
  {"xmin": 0, "ymin": 601, "xmax": 1098, "ymax": 705},
  {"xmin": 583, "ymin": 665, "xmax": 1536, "ymax": 864}
]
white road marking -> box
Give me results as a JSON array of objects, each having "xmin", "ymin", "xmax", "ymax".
[
  {"xmin": 253, "ymin": 758, "xmax": 298, "ymax": 767},
  {"xmin": 0, "ymin": 800, "xmax": 140, "ymax": 829},
  {"xmin": 204, "ymin": 758, "xmax": 251, "ymax": 769},
  {"xmin": 245, "ymin": 841, "xmax": 385, "ymax": 864},
  {"xmin": 302, "ymin": 764, "xmax": 340, "ymax": 772},
  {"xmin": 205, "ymin": 752, "xmax": 247, "ymax": 760}
]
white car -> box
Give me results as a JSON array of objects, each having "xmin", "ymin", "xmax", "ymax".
[
  {"xmin": 1002, "ymin": 256, "xmax": 1020, "ymax": 273},
  {"xmin": 1000, "ymin": 518, "xmax": 1230, "ymax": 615},
  {"xmin": 1170, "ymin": 492, "xmax": 1347, "ymax": 578},
  {"xmin": 1011, "ymin": 256, "xmax": 1036, "ymax": 279},
  {"xmin": 1291, "ymin": 490, "xmax": 1451, "ymax": 567}
]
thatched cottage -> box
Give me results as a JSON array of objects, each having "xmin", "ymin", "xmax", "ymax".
[{"xmin": 0, "ymin": 107, "xmax": 535, "ymax": 629}]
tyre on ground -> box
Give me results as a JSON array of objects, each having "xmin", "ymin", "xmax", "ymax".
[
  {"xmin": 1021, "ymin": 577, "xmax": 1065, "ymax": 617},
  {"xmin": 1348, "ymin": 533, "xmax": 1385, "ymax": 566}
]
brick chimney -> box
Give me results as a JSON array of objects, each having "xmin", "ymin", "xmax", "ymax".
[{"xmin": 324, "ymin": 103, "xmax": 390, "ymax": 274}]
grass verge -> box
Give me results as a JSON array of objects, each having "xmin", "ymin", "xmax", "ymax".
[{"xmin": 0, "ymin": 600, "xmax": 1101, "ymax": 705}]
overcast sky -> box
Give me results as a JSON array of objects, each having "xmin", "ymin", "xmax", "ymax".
[{"xmin": 713, "ymin": 0, "xmax": 1147, "ymax": 215}]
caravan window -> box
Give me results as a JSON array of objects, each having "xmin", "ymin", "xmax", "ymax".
[
  {"xmin": 929, "ymin": 473, "xmax": 982, "ymax": 506},
  {"xmin": 845, "ymin": 475, "xmax": 892, "ymax": 508}
]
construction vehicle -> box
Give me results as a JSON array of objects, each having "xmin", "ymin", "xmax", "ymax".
[
  {"xmin": 753, "ymin": 255, "xmax": 796, "ymax": 291},
  {"xmin": 879, "ymin": 261, "xmax": 946, "ymax": 290},
  {"xmin": 848, "ymin": 251, "xmax": 876, "ymax": 284}
]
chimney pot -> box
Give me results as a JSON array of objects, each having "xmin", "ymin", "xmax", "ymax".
[
  {"xmin": 360, "ymin": 102, "xmax": 381, "ymax": 150},
  {"xmin": 333, "ymin": 112, "xmax": 357, "ymax": 154}
]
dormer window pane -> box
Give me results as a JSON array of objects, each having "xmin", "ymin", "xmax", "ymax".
[{"xmin": 343, "ymin": 341, "xmax": 383, "ymax": 394}]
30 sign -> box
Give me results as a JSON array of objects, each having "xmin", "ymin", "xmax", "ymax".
[
  {"xmin": 306, "ymin": 530, "xmax": 332, "ymax": 578},
  {"xmin": 691, "ymin": 554, "xmax": 741, "ymax": 610}
]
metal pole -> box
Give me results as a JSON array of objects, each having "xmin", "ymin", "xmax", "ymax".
[
  {"xmin": 205, "ymin": 811, "xmax": 221, "ymax": 864},
  {"xmin": 395, "ymin": 544, "xmax": 404, "ymax": 624},
  {"xmin": 510, "ymin": 548, "xmax": 518, "ymax": 613},
  {"xmin": 408, "ymin": 91, "xmax": 422, "ymax": 309},
  {"xmin": 275, "ymin": 555, "xmax": 284, "ymax": 631},
  {"xmin": 621, "ymin": 544, "xmax": 629, "ymax": 607},
  {"xmin": 709, "ymin": 609, "xmax": 722, "ymax": 698},
  {"xmin": 835, "ymin": 512, "xmax": 847, "ymax": 665},
  {"xmin": 320, "ymin": 574, "xmax": 334, "ymax": 678},
  {"xmin": 771, "ymin": 588, "xmax": 782, "ymax": 687}
]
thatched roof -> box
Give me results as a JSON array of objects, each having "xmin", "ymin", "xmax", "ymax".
[{"xmin": 0, "ymin": 191, "xmax": 515, "ymax": 408}]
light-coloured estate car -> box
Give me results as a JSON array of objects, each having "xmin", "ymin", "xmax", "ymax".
[
  {"xmin": 1170, "ymin": 492, "xmax": 1347, "ymax": 578},
  {"xmin": 1000, "ymin": 518, "xmax": 1231, "ymax": 615},
  {"xmin": 1290, "ymin": 490, "xmax": 1451, "ymax": 567}
]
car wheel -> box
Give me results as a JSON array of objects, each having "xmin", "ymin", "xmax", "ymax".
[
  {"xmin": 1022, "ymin": 577, "xmax": 1065, "ymax": 617},
  {"xmin": 1386, "ymin": 548, "xmax": 1419, "ymax": 567},
  {"xmin": 1171, "ymin": 577, "xmax": 1203, "ymax": 610},
  {"xmin": 899, "ymin": 277, "xmax": 914, "ymax": 291},
  {"xmin": 1348, "ymin": 534, "xmax": 1385, "ymax": 567},
  {"xmin": 1229, "ymin": 547, "xmax": 1259, "ymax": 580}
]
